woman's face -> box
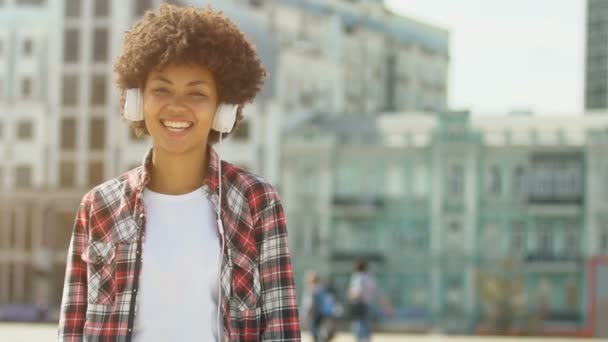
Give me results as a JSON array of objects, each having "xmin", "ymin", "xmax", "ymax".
[{"xmin": 143, "ymin": 63, "xmax": 219, "ymax": 155}]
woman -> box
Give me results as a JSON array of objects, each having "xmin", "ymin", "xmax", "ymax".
[{"xmin": 58, "ymin": 4, "xmax": 301, "ymax": 341}]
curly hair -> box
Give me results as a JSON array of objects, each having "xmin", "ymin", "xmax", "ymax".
[{"xmin": 113, "ymin": 3, "xmax": 266, "ymax": 144}]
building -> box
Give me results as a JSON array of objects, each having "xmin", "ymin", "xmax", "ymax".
[
  {"xmin": 213, "ymin": 0, "xmax": 449, "ymax": 116},
  {"xmin": 282, "ymin": 111, "xmax": 608, "ymax": 336},
  {"xmin": 585, "ymin": 0, "xmax": 608, "ymax": 110}
]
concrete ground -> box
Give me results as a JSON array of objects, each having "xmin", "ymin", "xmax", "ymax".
[{"xmin": 1, "ymin": 323, "xmax": 606, "ymax": 341}]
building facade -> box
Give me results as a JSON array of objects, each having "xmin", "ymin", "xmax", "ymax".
[
  {"xmin": 282, "ymin": 111, "xmax": 608, "ymax": 336},
  {"xmin": 214, "ymin": 0, "xmax": 449, "ymax": 116},
  {"xmin": 585, "ymin": 0, "xmax": 608, "ymax": 110}
]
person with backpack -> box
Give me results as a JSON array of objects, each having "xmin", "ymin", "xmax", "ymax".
[{"xmin": 302, "ymin": 271, "xmax": 338, "ymax": 342}]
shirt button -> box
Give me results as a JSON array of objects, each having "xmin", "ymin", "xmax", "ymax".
[
  {"xmin": 96, "ymin": 256, "xmax": 103, "ymax": 262},
  {"xmin": 128, "ymin": 328, "xmax": 132, "ymax": 332}
]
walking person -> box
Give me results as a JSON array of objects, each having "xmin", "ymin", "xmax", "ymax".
[
  {"xmin": 347, "ymin": 259, "xmax": 393, "ymax": 342},
  {"xmin": 57, "ymin": 4, "xmax": 300, "ymax": 341},
  {"xmin": 302, "ymin": 271, "xmax": 338, "ymax": 342}
]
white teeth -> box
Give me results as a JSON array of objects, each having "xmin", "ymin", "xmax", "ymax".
[{"xmin": 162, "ymin": 120, "xmax": 193, "ymax": 129}]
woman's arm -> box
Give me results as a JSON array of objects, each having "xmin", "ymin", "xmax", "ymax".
[
  {"xmin": 254, "ymin": 194, "xmax": 301, "ymax": 341},
  {"xmin": 57, "ymin": 195, "xmax": 91, "ymax": 341}
]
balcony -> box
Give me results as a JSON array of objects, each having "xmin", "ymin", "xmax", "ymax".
[
  {"xmin": 332, "ymin": 195, "xmax": 385, "ymax": 217},
  {"xmin": 524, "ymin": 253, "xmax": 584, "ymax": 273},
  {"xmin": 330, "ymin": 250, "xmax": 385, "ymax": 263}
]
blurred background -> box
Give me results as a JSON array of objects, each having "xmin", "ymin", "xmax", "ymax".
[{"xmin": 0, "ymin": 0, "xmax": 607, "ymax": 340}]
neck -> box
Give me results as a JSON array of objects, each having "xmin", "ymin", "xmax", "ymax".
[{"xmin": 147, "ymin": 144, "xmax": 209, "ymax": 195}]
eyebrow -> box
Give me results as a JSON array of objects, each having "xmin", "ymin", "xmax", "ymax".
[{"xmin": 152, "ymin": 76, "xmax": 208, "ymax": 86}]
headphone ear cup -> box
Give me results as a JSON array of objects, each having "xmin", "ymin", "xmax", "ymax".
[
  {"xmin": 213, "ymin": 104, "xmax": 238, "ymax": 133},
  {"xmin": 124, "ymin": 89, "xmax": 144, "ymax": 121}
]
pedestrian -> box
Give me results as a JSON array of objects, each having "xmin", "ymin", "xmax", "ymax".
[
  {"xmin": 57, "ymin": 4, "xmax": 300, "ymax": 341},
  {"xmin": 302, "ymin": 271, "xmax": 338, "ymax": 342},
  {"xmin": 347, "ymin": 259, "xmax": 393, "ymax": 342}
]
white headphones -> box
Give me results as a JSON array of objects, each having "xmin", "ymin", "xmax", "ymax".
[{"xmin": 124, "ymin": 88, "xmax": 238, "ymax": 133}]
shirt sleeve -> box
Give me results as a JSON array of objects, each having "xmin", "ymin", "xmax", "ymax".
[
  {"xmin": 57, "ymin": 195, "xmax": 91, "ymax": 341},
  {"xmin": 254, "ymin": 195, "xmax": 302, "ymax": 341}
]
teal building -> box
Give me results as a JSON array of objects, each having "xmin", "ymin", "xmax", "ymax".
[{"xmin": 282, "ymin": 111, "xmax": 608, "ymax": 336}]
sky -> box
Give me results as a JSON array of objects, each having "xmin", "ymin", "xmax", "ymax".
[{"xmin": 384, "ymin": 0, "xmax": 585, "ymax": 116}]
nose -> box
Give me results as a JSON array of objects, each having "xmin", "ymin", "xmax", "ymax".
[{"xmin": 166, "ymin": 94, "xmax": 188, "ymax": 111}]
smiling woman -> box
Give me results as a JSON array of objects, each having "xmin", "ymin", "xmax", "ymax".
[
  {"xmin": 114, "ymin": 4, "xmax": 266, "ymax": 142},
  {"xmin": 57, "ymin": 3, "xmax": 301, "ymax": 342}
]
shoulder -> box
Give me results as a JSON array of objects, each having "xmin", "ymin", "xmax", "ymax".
[
  {"xmin": 221, "ymin": 161, "xmax": 282, "ymax": 217},
  {"xmin": 80, "ymin": 167, "xmax": 141, "ymax": 212}
]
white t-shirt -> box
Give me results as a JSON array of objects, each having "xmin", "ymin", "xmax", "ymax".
[{"xmin": 133, "ymin": 186, "xmax": 221, "ymax": 341}]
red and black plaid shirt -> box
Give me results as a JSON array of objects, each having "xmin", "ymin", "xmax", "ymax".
[{"xmin": 58, "ymin": 146, "xmax": 301, "ymax": 341}]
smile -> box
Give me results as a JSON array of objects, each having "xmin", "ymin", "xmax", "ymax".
[{"xmin": 161, "ymin": 120, "xmax": 194, "ymax": 132}]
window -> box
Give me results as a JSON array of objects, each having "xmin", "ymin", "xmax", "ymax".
[
  {"xmin": 446, "ymin": 220, "xmax": 462, "ymax": 248},
  {"xmin": 65, "ymin": 0, "xmax": 81, "ymax": 18},
  {"xmin": 62, "ymin": 74, "xmax": 78, "ymax": 106},
  {"xmin": 564, "ymin": 226, "xmax": 580, "ymax": 257},
  {"xmin": 59, "ymin": 160, "xmax": 75, "ymax": 187},
  {"xmin": 15, "ymin": 165, "xmax": 32, "ymax": 188},
  {"xmin": 60, "ymin": 118, "xmax": 76, "ymax": 150},
  {"xmin": 22, "ymin": 39, "xmax": 33, "ymax": 56},
  {"xmin": 511, "ymin": 222, "xmax": 526, "ymax": 254},
  {"xmin": 528, "ymin": 155, "xmax": 583, "ymax": 203},
  {"xmin": 488, "ymin": 165, "xmax": 502, "ymax": 195},
  {"xmin": 447, "ymin": 163, "xmax": 464, "ymax": 196},
  {"xmin": 63, "ymin": 28, "xmax": 79, "ymax": 63},
  {"xmin": 601, "ymin": 227, "xmax": 608, "ymax": 254},
  {"xmin": 385, "ymin": 165, "xmax": 404, "ymax": 197},
  {"xmin": 233, "ymin": 120, "xmax": 249, "ymax": 140},
  {"xmin": 88, "ymin": 160, "xmax": 104, "ymax": 187},
  {"xmin": 21, "ymin": 78, "xmax": 32, "ymax": 98},
  {"xmin": 93, "ymin": 28, "xmax": 108, "ymax": 62},
  {"xmin": 17, "ymin": 121, "xmax": 33, "ymax": 140},
  {"xmin": 89, "ymin": 118, "xmax": 105, "ymax": 150},
  {"xmin": 512, "ymin": 165, "xmax": 525, "ymax": 195},
  {"xmin": 94, "ymin": 0, "xmax": 109, "ymax": 17},
  {"xmin": 135, "ymin": 0, "xmax": 152, "ymax": 17},
  {"xmin": 90, "ymin": 74, "xmax": 106, "ymax": 105},
  {"xmin": 538, "ymin": 223, "xmax": 554, "ymax": 256}
]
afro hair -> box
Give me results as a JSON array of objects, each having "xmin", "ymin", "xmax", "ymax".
[{"xmin": 113, "ymin": 3, "xmax": 267, "ymax": 143}]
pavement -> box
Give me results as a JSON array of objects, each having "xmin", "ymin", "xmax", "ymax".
[{"xmin": 1, "ymin": 323, "xmax": 606, "ymax": 341}]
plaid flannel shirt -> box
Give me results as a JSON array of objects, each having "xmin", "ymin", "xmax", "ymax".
[{"xmin": 58, "ymin": 146, "xmax": 301, "ymax": 341}]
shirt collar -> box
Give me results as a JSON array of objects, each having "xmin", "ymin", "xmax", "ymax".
[{"xmin": 138, "ymin": 144, "xmax": 221, "ymax": 196}]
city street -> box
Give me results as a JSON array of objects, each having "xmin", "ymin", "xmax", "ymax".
[{"xmin": 1, "ymin": 324, "xmax": 606, "ymax": 341}]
